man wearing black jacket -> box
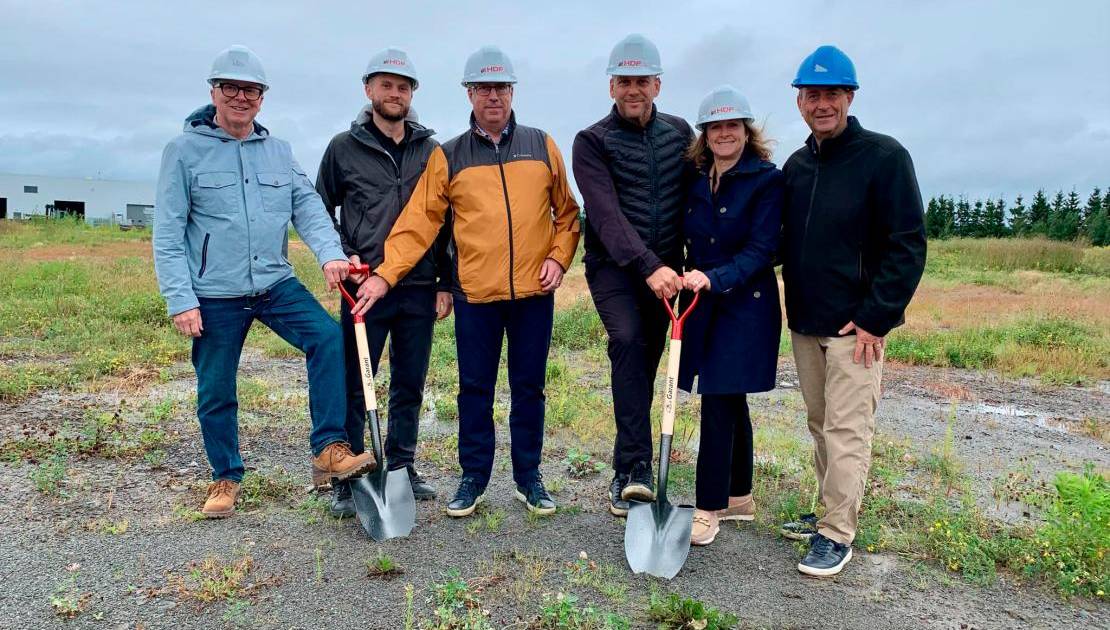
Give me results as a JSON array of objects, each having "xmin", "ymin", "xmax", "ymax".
[
  {"xmin": 780, "ymin": 46, "xmax": 926, "ymax": 577},
  {"xmin": 573, "ymin": 34, "xmax": 692, "ymax": 517},
  {"xmin": 316, "ymin": 48, "xmax": 452, "ymax": 516}
]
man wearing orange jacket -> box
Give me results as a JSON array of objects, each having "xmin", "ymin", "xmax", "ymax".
[{"xmin": 352, "ymin": 46, "xmax": 581, "ymax": 518}]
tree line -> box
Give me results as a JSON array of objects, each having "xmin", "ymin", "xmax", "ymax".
[{"xmin": 924, "ymin": 187, "xmax": 1110, "ymax": 245}]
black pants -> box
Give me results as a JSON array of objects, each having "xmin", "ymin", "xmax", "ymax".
[
  {"xmin": 340, "ymin": 283, "xmax": 435, "ymax": 469},
  {"xmin": 696, "ymin": 393, "xmax": 754, "ymax": 511},
  {"xmin": 586, "ymin": 261, "xmax": 672, "ymax": 474}
]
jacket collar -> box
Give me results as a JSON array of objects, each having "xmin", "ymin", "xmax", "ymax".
[
  {"xmin": 703, "ymin": 147, "xmax": 773, "ymax": 178},
  {"xmin": 349, "ymin": 104, "xmax": 434, "ymax": 152},
  {"xmin": 183, "ymin": 104, "xmax": 268, "ymax": 141},
  {"xmin": 469, "ymin": 111, "xmax": 516, "ymax": 146},
  {"xmin": 608, "ymin": 103, "xmax": 658, "ymax": 132},
  {"xmin": 805, "ymin": 115, "xmax": 862, "ymax": 157}
]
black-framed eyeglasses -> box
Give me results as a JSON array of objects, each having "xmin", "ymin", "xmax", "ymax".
[
  {"xmin": 469, "ymin": 84, "xmax": 512, "ymax": 96},
  {"xmin": 217, "ymin": 83, "xmax": 264, "ymax": 101}
]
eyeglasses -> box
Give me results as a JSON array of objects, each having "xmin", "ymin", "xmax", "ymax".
[
  {"xmin": 469, "ymin": 84, "xmax": 512, "ymax": 96},
  {"xmin": 217, "ymin": 83, "xmax": 264, "ymax": 101}
]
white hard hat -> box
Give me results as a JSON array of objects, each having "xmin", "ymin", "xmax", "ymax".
[
  {"xmin": 208, "ymin": 45, "xmax": 269, "ymax": 90},
  {"xmin": 606, "ymin": 34, "xmax": 663, "ymax": 76},
  {"xmin": 696, "ymin": 85, "xmax": 754, "ymax": 129},
  {"xmin": 363, "ymin": 47, "xmax": 419, "ymax": 89},
  {"xmin": 461, "ymin": 45, "xmax": 517, "ymax": 85}
]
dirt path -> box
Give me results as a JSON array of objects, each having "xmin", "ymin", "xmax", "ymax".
[{"xmin": 1, "ymin": 356, "xmax": 1106, "ymax": 629}]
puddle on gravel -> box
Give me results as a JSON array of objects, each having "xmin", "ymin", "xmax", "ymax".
[{"xmin": 973, "ymin": 403, "xmax": 1078, "ymax": 434}]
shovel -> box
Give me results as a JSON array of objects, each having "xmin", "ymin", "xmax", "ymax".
[
  {"xmin": 624, "ymin": 287, "xmax": 701, "ymax": 579},
  {"xmin": 337, "ymin": 263, "xmax": 416, "ymax": 541}
]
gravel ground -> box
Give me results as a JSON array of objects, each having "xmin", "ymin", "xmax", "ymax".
[{"xmin": 1, "ymin": 354, "xmax": 1107, "ymax": 630}]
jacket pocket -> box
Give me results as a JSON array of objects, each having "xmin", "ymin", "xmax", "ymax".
[
  {"xmin": 193, "ymin": 171, "xmax": 238, "ymax": 214},
  {"xmin": 198, "ymin": 233, "xmax": 211, "ymax": 278},
  {"xmin": 257, "ymin": 171, "xmax": 293, "ymax": 215}
]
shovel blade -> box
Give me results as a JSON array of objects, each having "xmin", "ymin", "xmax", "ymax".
[
  {"xmin": 624, "ymin": 499, "xmax": 693, "ymax": 579},
  {"xmin": 351, "ymin": 468, "xmax": 416, "ymax": 541}
]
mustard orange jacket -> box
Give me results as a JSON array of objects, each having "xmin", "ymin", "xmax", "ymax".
[{"xmin": 377, "ymin": 113, "xmax": 581, "ymax": 303}]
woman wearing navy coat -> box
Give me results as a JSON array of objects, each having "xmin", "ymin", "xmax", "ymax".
[{"xmin": 679, "ymin": 85, "xmax": 783, "ymax": 546}]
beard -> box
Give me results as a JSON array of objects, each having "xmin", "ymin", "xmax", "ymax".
[{"xmin": 373, "ymin": 99, "xmax": 409, "ymax": 122}]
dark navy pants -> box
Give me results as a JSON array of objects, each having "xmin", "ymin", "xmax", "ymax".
[
  {"xmin": 192, "ymin": 277, "xmax": 348, "ymax": 482},
  {"xmin": 340, "ymin": 283, "xmax": 435, "ymax": 469},
  {"xmin": 454, "ymin": 293, "xmax": 554, "ymax": 488},
  {"xmin": 696, "ymin": 393, "xmax": 754, "ymax": 511}
]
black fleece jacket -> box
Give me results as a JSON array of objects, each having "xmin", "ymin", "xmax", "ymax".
[{"xmin": 781, "ymin": 116, "xmax": 927, "ymax": 337}]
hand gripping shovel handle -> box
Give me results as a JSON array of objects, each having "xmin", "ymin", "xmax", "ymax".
[
  {"xmin": 337, "ymin": 264, "xmax": 383, "ymax": 461},
  {"xmin": 656, "ymin": 288, "xmax": 700, "ymax": 504}
]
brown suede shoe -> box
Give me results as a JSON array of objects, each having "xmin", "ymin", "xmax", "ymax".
[
  {"xmin": 202, "ymin": 479, "xmax": 240, "ymax": 519},
  {"xmin": 311, "ymin": 442, "xmax": 375, "ymax": 488},
  {"xmin": 717, "ymin": 494, "xmax": 755, "ymax": 522},
  {"xmin": 690, "ymin": 509, "xmax": 720, "ymax": 546}
]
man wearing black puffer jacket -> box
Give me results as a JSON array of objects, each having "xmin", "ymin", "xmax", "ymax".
[
  {"xmin": 316, "ymin": 48, "xmax": 452, "ymax": 517},
  {"xmin": 573, "ymin": 34, "xmax": 693, "ymax": 517},
  {"xmin": 780, "ymin": 46, "xmax": 926, "ymax": 578}
]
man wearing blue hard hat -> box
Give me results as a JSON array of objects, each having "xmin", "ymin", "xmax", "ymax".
[{"xmin": 779, "ymin": 45, "xmax": 927, "ymax": 576}]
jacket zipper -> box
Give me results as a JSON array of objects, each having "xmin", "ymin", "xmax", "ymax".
[
  {"xmin": 494, "ymin": 143, "xmax": 516, "ymax": 300},
  {"xmin": 645, "ymin": 128, "xmax": 659, "ymax": 246},
  {"xmin": 198, "ymin": 232, "xmax": 210, "ymax": 278},
  {"xmin": 799, "ymin": 144, "xmax": 820, "ymax": 271}
]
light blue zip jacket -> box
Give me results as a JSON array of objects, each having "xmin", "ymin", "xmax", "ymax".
[{"xmin": 153, "ymin": 105, "xmax": 347, "ymax": 316}]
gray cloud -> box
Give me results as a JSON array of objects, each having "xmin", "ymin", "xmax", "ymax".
[{"xmin": 0, "ymin": 0, "xmax": 1106, "ymax": 201}]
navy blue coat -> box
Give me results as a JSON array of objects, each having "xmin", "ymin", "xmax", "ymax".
[{"xmin": 678, "ymin": 152, "xmax": 783, "ymax": 395}]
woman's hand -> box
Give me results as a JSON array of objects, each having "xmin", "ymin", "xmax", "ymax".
[{"xmin": 683, "ymin": 270, "xmax": 712, "ymax": 292}]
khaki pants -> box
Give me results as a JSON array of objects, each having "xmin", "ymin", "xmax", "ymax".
[{"xmin": 791, "ymin": 332, "xmax": 883, "ymax": 545}]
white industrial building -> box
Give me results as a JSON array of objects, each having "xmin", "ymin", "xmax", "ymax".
[{"xmin": 0, "ymin": 173, "xmax": 156, "ymax": 225}]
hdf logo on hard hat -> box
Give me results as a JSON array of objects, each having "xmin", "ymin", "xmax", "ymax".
[
  {"xmin": 618, "ymin": 59, "xmax": 644, "ymax": 67},
  {"xmin": 383, "ymin": 59, "xmax": 406, "ymax": 66},
  {"xmin": 480, "ymin": 65, "xmax": 505, "ymax": 74},
  {"xmin": 710, "ymin": 106, "xmax": 736, "ymax": 115},
  {"xmin": 814, "ymin": 64, "xmax": 828, "ymax": 73}
]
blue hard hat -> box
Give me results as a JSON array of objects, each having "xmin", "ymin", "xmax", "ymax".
[{"xmin": 791, "ymin": 45, "xmax": 858, "ymax": 90}]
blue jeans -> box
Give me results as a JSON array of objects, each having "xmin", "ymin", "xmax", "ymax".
[
  {"xmin": 454, "ymin": 294, "xmax": 554, "ymax": 488},
  {"xmin": 192, "ymin": 277, "xmax": 348, "ymax": 481}
]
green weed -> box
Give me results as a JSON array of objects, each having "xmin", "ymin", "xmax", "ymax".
[
  {"xmin": 564, "ymin": 448, "xmax": 606, "ymax": 478},
  {"xmin": 31, "ymin": 454, "xmax": 67, "ymax": 495},
  {"xmin": 426, "ymin": 569, "xmax": 491, "ymax": 630},
  {"xmin": 646, "ymin": 590, "xmax": 738, "ymax": 629},
  {"xmin": 536, "ymin": 592, "xmax": 629, "ymax": 629}
]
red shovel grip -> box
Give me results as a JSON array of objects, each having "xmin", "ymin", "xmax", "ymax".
[
  {"xmin": 661, "ymin": 280, "xmax": 701, "ymax": 340},
  {"xmin": 337, "ymin": 263, "xmax": 373, "ymax": 323}
]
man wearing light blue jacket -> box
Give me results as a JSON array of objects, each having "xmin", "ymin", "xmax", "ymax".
[{"xmin": 154, "ymin": 45, "xmax": 375, "ymax": 519}]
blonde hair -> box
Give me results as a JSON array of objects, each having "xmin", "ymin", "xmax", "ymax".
[{"xmin": 685, "ymin": 119, "xmax": 775, "ymax": 170}]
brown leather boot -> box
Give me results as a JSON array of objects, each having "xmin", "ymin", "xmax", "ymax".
[
  {"xmin": 311, "ymin": 442, "xmax": 375, "ymax": 489},
  {"xmin": 202, "ymin": 479, "xmax": 240, "ymax": 518},
  {"xmin": 717, "ymin": 494, "xmax": 755, "ymax": 522}
]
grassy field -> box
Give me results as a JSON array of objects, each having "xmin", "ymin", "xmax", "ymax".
[{"xmin": 1, "ymin": 219, "xmax": 1108, "ymax": 608}]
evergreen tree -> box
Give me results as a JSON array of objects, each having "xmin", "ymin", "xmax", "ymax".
[
  {"xmin": 984, "ymin": 198, "xmax": 1006, "ymax": 237},
  {"xmin": 954, "ymin": 196, "xmax": 971, "ymax": 237},
  {"xmin": 1028, "ymin": 190, "xmax": 1051, "ymax": 236},
  {"xmin": 1009, "ymin": 194, "xmax": 1028, "ymax": 236},
  {"xmin": 1088, "ymin": 188, "xmax": 1110, "ymax": 246},
  {"xmin": 1082, "ymin": 188, "xmax": 1102, "ymax": 237},
  {"xmin": 970, "ymin": 199, "xmax": 985, "ymax": 237},
  {"xmin": 1048, "ymin": 189, "xmax": 1081, "ymax": 241},
  {"xmin": 996, "ymin": 198, "xmax": 1010, "ymax": 237}
]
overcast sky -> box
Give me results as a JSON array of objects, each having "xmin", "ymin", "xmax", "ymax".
[{"xmin": 1, "ymin": 0, "xmax": 1107, "ymax": 201}]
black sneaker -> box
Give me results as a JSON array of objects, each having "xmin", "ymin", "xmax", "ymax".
[
  {"xmin": 621, "ymin": 461, "xmax": 655, "ymax": 502},
  {"xmin": 329, "ymin": 480, "xmax": 355, "ymax": 519},
  {"xmin": 798, "ymin": 533, "xmax": 853, "ymax": 577},
  {"xmin": 405, "ymin": 466, "xmax": 437, "ymax": 501},
  {"xmin": 780, "ymin": 512, "xmax": 818, "ymax": 541},
  {"xmin": 609, "ymin": 473, "xmax": 631, "ymax": 517},
  {"xmin": 446, "ymin": 477, "xmax": 485, "ymax": 517},
  {"xmin": 514, "ymin": 478, "xmax": 557, "ymax": 516}
]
